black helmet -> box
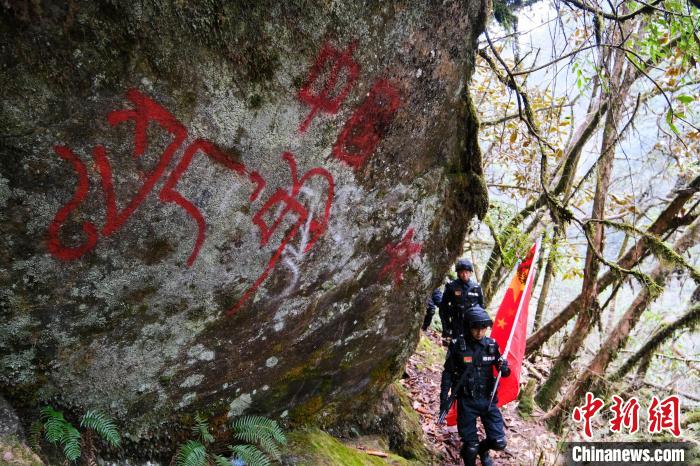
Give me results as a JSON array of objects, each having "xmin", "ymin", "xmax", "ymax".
[
  {"xmin": 455, "ymin": 258, "xmax": 474, "ymax": 272},
  {"xmin": 466, "ymin": 305, "xmax": 493, "ymax": 329}
]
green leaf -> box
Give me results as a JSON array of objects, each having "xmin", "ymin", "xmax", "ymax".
[
  {"xmin": 666, "ymin": 109, "xmax": 680, "ymax": 135},
  {"xmin": 677, "ymin": 95, "xmax": 694, "ymax": 104},
  {"xmin": 212, "ymin": 454, "xmax": 231, "ymax": 466},
  {"xmin": 28, "ymin": 421, "xmax": 43, "ymax": 451},
  {"xmin": 192, "ymin": 413, "xmax": 215, "ymax": 444},
  {"xmin": 176, "ymin": 440, "xmax": 207, "ymax": 466},
  {"xmin": 231, "ymin": 416, "xmax": 286, "ymax": 447},
  {"xmin": 229, "ymin": 444, "xmax": 270, "ymax": 466},
  {"xmin": 81, "ymin": 410, "xmax": 121, "ymax": 447},
  {"xmin": 61, "ymin": 425, "xmax": 81, "ymax": 462},
  {"xmin": 39, "ymin": 406, "xmax": 83, "ymax": 462},
  {"xmin": 44, "ymin": 416, "xmax": 66, "ymax": 444}
]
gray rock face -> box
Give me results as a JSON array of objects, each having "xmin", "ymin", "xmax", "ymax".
[
  {"xmin": 0, "ymin": 395, "xmax": 22, "ymax": 438},
  {"xmin": 1, "ymin": 0, "xmax": 488, "ymax": 455}
]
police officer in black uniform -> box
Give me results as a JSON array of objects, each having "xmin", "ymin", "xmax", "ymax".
[
  {"xmin": 439, "ymin": 259, "xmax": 484, "ymax": 345},
  {"xmin": 421, "ymin": 287, "xmax": 443, "ymax": 331},
  {"xmin": 440, "ymin": 306, "xmax": 510, "ymax": 466}
]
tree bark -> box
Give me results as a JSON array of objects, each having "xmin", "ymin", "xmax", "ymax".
[
  {"xmin": 532, "ymin": 226, "xmax": 559, "ymax": 332},
  {"xmin": 525, "ymin": 174, "xmax": 700, "ymax": 355},
  {"xmin": 543, "ymin": 217, "xmax": 700, "ymax": 426},
  {"xmin": 614, "ymin": 301, "xmax": 700, "ymax": 380},
  {"xmin": 535, "ymin": 31, "xmax": 631, "ymax": 410},
  {"xmin": 481, "ymin": 97, "xmax": 608, "ymax": 304}
]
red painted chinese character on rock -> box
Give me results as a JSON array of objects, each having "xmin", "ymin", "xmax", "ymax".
[
  {"xmin": 648, "ymin": 395, "xmax": 681, "ymax": 437},
  {"xmin": 159, "ymin": 139, "xmax": 265, "ymax": 266},
  {"xmin": 297, "ymin": 41, "xmax": 360, "ymax": 133},
  {"xmin": 332, "ymin": 79, "xmax": 401, "ymax": 169},
  {"xmin": 572, "ymin": 392, "xmax": 604, "ymax": 438},
  {"xmin": 609, "ymin": 395, "xmax": 640, "ymax": 434},
  {"xmin": 46, "ymin": 146, "xmax": 99, "ymax": 260},
  {"xmin": 48, "ymin": 89, "xmax": 188, "ymax": 260},
  {"xmin": 379, "ymin": 228, "xmax": 422, "ymax": 285},
  {"xmin": 229, "ymin": 152, "xmax": 335, "ymax": 315},
  {"xmin": 49, "ymin": 89, "xmax": 265, "ymax": 267},
  {"xmin": 98, "ymin": 88, "xmax": 188, "ymax": 236}
]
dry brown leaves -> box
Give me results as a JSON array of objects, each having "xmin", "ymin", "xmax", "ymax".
[{"xmin": 400, "ymin": 329, "xmax": 560, "ymax": 465}]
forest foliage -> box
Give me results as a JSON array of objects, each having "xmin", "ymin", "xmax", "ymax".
[{"xmin": 472, "ymin": 0, "xmax": 700, "ymax": 435}]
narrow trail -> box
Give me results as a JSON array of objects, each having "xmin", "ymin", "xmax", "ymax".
[{"xmin": 401, "ymin": 329, "xmax": 560, "ymax": 465}]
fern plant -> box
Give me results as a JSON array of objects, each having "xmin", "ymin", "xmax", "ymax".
[
  {"xmin": 192, "ymin": 413, "xmax": 215, "ymax": 444},
  {"xmin": 176, "ymin": 440, "xmax": 208, "ymax": 466},
  {"xmin": 229, "ymin": 444, "xmax": 271, "ymax": 466},
  {"xmin": 174, "ymin": 413, "xmax": 286, "ymax": 466},
  {"xmin": 38, "ymin": 405, "xmax": 121, "ymax": 463},
  {"xmin": 40, "ymin": 406, "xmax": 82, "ymax": 462},
  {"xmin": 175, "ymin": 414, "xmax": 229, "ymax": 466},
  {"xmin": 80, "ymin": 410, "xmax": 121, "ymax": 448},
  {"xmin": 230, "ymin": 415, "xmax": 286, "ymax": 466}
]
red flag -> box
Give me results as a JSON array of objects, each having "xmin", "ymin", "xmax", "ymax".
[
  {"xmin": 446, "ymin": 400, "xmax": 458, "ymax": 426},
  {"xmin": 489, "ymin": 241, "xmax": 540, "ymax": 407}
]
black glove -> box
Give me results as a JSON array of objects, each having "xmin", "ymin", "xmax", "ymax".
[
  {"xmin": 439, "ymin": 398, "xmax": 451, "ymax": 414},
  {"xmin": 498, "ymin": 357, "xmax": 510, "ymax": 376}
]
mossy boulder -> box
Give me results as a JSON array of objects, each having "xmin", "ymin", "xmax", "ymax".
[{"xmin": 1, "ymin": 0, "xmax": 489, "ymax": 459}]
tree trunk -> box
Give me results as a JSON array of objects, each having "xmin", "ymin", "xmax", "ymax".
[
  {"xmin": 543, "ymin": 217, "xmax": 700, "ymax": 426},
  {"xmin": 614, "ymin": 301, "xmax": 700, "ymax": 380},
  {"xmin": 480, "ymin": 92, "xmax": 610, "ymax": 304},
  {"xmin": 535, "ymin": 33, "xmax": 631, "ymax": 410},
  {"xmin": 532, "ymin": 226, "xmax": 559, "ymax": 332},
  {"xmin": 525, "ymin": 174, "xmax": 700, "ymax": 355}
]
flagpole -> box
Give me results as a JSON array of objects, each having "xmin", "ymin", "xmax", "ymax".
[{"xmin": 488, "ymin": 238, "xmax": 542, "ymax": 407}]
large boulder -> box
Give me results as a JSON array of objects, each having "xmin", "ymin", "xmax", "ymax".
[{"xmin": 0, "ymin": 0, "xmax": 489, "ymax": 458}]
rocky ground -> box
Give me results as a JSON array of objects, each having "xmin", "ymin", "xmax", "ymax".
[{"xmin": 401, "ymin": 329, "xmax": 560, "ymax": 465}]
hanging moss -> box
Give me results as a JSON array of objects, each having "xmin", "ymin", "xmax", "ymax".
[
  {"xmin": 592, "ymin": 218, "xmax": 700, "ymax": 293},
  {"xmin": 613, "ymin": 302, "xmax": 700, "ymax": 380}
]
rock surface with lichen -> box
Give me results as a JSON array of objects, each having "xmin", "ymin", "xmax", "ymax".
[{"xmin": 1, "ymin": 0, "xmax": 488, "ymax": 460}]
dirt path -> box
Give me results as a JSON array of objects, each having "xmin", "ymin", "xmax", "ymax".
[{"xmin": 401, "ymin": 329, "xmax": 560, "ymax": 465}]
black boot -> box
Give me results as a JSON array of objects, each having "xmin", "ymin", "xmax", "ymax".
[
  {"xmin": 460, "ymin": 443, "xmax": 479, "ymax": 466},
  {"xmin": 478, "ymin": 440, "xmax": 494, "ymax": 466}
]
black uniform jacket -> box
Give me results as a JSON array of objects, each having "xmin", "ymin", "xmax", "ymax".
[
  {"xmin": 438, "ymin": 278, "xmax": 484, "ymax": 338},
  {"xmin": 440, "ymin": 336, "xmax": 509, "ymax": 403}
]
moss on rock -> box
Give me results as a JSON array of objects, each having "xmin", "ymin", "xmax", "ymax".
[
  {"xmin": 0, "ymin": 436, "xmax": 44, "ymax": 466},
  {"xmin": 284, "ymin": 428, "xmax": 419, "ymax": 465},
  {"xmin": 413, "ymin": 335, "xmax": 446, "ymax": 371}
]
